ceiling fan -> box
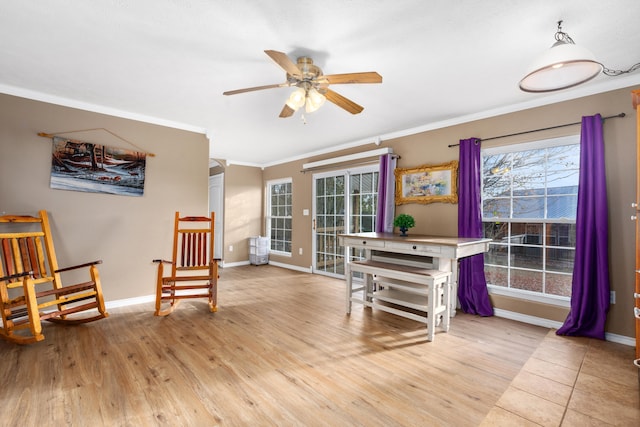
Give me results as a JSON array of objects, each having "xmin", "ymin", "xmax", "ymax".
[{"xmin": 223, "ymin": 50, "xmax": 382, "ymax": 118}]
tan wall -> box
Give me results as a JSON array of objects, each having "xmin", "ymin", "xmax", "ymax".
[
  {"xmin": 0, "ymin": 94, "xmax": 210, "ymax": 302},
  {"xmin": 259, "ymin": 85, "xmax": 638, "ymax": 338},
  {"xmin": 221, "ymin": 164, "xmax": 263, "ymax": 264}
]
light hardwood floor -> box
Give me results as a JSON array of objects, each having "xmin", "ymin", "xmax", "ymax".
[{"xmin": 0, "ymin": 265, "xmax": 637, "ymax": 426}]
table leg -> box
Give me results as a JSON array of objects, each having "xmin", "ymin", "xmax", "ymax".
[{"xmin": 345, "ymin": 263, "xmax": 352, "ymax": 314}]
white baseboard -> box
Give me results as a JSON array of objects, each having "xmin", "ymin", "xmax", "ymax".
[
  {"xmin": 604, "ymin": 332, "xmax": 636, "ymax": 347},
  {"xmin": 493, "ymin": 308, "xmax": 564, "ymax": 329},
  {"xmin": 220, "ymin": 260, "xmax": 251, "ymax": 268},
  {"xmin": 220, "ymin": 260, "xmax": 310, "ymax": 272},
  {"xmin": 493, "ymin": 308, "xmax": 636, "ymax": 347},
  {"xmin": 267, "ymin": 260, "xmax": 313, "ymax": 273},
  {"xmin": 105, "ymin": 294, "xmax": 154, "ymax": 310}
]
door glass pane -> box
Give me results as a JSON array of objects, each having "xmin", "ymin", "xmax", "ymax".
[{"xmin": 315, "ymin": 175, "xmax": 343, "ymax": 275}]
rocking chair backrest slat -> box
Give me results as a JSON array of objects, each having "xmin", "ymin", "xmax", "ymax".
[
  {"xmin": 186, "ymin": 233, "xmax": 192, "ymax": 266},
  {"xmin": 18, "ymin": 238, "xmax": 29, "ymax": 272},
  {"xmin": 10, "ymin": 238, "xmax": 23, "ymax": 275},
  {"xmin": 1, "ymin": 238, "xmax": 14, "ymax": 278},
  {"xmin": 198, "ymin": 232, "xmax": 205, "ymax": 266},
  {"xmin": 26, "ymin": 237, "xmax": 39, "ymax": 278}
]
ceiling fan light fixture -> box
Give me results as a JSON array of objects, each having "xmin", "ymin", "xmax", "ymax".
[
  {"xmin": 519, "ymin": 21, "xmax": 603, "ymax": 93},
  {"xmin": 224, "ymin": 50, "xmax": 380, "ymax": 117},
  {"xmin": 305, "ymin": 87, "xmax": 326, "ymax": 113},
  {"xmin": 286, "ymin": 87, "xmax": 306, "ymax": 110}
]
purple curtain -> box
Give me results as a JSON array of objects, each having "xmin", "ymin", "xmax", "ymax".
[
  {"xmin": 557, "ymin": 114, "xmax": 610, "ymax": 339},
  {"xmin": 458, "ymin": 138, "xmax": 493, "ymax": 316},
  {"xmin": 375, "ymin": 153, "xmax": 397, "ymax": 233}
]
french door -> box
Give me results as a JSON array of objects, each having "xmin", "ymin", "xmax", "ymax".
[{"xmin": 312, "ymin": 165, "xmax": 378, "ymax": 278}]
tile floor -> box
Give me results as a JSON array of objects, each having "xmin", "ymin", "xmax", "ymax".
[{"xmin": 481, "ymin": 329, "xmax": 640, "ymax": 426}]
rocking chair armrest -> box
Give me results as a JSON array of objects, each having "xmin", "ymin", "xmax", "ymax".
[
  {"xmin": 153, "ymin": 259, "xmax": 175, "ymax": 265},
  {"xmin": 0, "ymin": 271, "xmax": 34, "ymax": 282},
  {"xmin": 55, "ymin": 260, "xmax": 103, "ymax": 274}
]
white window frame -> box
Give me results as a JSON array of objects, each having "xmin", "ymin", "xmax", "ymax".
[
  {"xmin": 266, "ymin": 177, "xmax": 292, "ymax": 257},
  {"xmin": 481, "ymin": 135, "xmax": 580, "ymax": 307}
]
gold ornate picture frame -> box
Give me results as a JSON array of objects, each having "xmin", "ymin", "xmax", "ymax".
[{"xmin": 395, "ymin": 160, "xmax": 458, "ymax": 205}]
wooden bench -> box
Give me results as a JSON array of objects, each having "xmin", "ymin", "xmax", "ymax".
[{"xmin": 346, "ymin": 259, "xmax": 451, "ymax": 341}]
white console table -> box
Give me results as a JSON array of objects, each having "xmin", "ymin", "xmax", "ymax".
[{"xmin": 339, "ymin": 232, "xmax": 491, "ymax": 319}]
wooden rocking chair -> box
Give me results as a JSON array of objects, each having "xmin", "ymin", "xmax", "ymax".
[
  {"xmin": 0, "ymin": 210, "xmax": 108, "ymax": 344},
  {"xmin": 153, "ymin": 212, "xmax": 218, "ymax": 316}
]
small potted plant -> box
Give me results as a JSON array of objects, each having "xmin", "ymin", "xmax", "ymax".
[{"xmin": 393, "ymin": 214, "xmax": 415, "ymax": 237}]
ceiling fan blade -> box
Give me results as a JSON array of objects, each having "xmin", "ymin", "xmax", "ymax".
[
  {"xmin": 279, "ymin": 104, "xmax": 295, "ymax": 118},
  {"xmin": 223, "ymin": 82, "xmax": 290, "ymax": 96},
  {"xmin": 319, "ymin": 72, "xmax": 382, "ymax": 85},
  {"xmin": 324, "ymin": 89, "xmax": 364, "ymax": 114},
  {"xmin": 264, "ymin": 50, "xmax": 302, "ymax": 77}
]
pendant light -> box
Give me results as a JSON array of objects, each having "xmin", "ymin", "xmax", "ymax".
[{"xmin": 519, "ymin": 21, "xmax": 603, "ymax": 93}]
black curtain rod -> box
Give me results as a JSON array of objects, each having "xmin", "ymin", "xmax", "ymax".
[{"xmin": 447, "ymin": 112, "xmax": 626, "ymax": 148}]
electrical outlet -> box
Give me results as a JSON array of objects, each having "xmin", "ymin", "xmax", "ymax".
[
  {"xmin": 228, "ymin": 245, "xmax": 233, "ymax": 252},
  {"xmin": 299, "ymin": 248, "xmax": 303, "ymax": 255},
  {"xmin": 610, "ymin": 290, "xmax": 616, "ymax": 304}
]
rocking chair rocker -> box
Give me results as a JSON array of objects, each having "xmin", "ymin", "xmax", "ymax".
[
  {"xmin": 0, "ymin": 210, "xmax": 108, "ymax": 344},
  {"xmin": 153, "ymin": 212, "xmax": 218, "ymax": 316}
]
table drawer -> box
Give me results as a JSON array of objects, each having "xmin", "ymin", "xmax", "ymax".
[
  {"xmin": 386, "ymin": 241, "xmax": 441, "ymax": 254},
  {"xmin": 347, "ymin": 238, "xmax": 385, "ymax": 249}
]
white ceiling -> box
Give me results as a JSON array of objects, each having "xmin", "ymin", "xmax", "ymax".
[{"xmin": 1, "ymin": 1, "xmax": 639, "ymax": 167}]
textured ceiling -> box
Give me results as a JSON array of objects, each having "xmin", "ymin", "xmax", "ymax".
[{"xmin": 1, "ymin": 0, "xmax": 639, "ymax": 167}]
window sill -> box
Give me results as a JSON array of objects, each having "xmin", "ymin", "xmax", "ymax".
[
  {"xmin": 269, "ymin": 251, "xmax": 292, "ymax": 258},
  {"xmin": 487, "ymin": 285, "xmax": 570, "ymax": 308}
]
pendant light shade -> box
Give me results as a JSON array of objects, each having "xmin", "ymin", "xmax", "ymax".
[
  {"xmin": 304, "ymin": 87, "xmax": 326, "ymax": 113},
  {"xmin": 285, "ymin": 87, "xmax": 306, "ymax": 110},
  {"xmin": 519, "ymin": 21, "xmax": 603, "ymax": 93}
]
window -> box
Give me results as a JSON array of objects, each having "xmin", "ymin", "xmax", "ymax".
[
  {"xmin": 481, "ymin": 136, "xmax": 579, "ymax": 303},
  {"xmin": 349, "ymin": 171, "xmax": 378, "ymax": 234},
  {"xmin": 266, "ymin": 179, "xmax": 292, "ymax": 255}
]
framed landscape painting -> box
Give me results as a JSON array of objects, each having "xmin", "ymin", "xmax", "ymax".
[
  {"xmin": 395, "ymin": 160, "xmax": 458, "ymax": 205},
  {"xmin": 50, "ymin": 136, "xmax": 147, "ymax": 196}
]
